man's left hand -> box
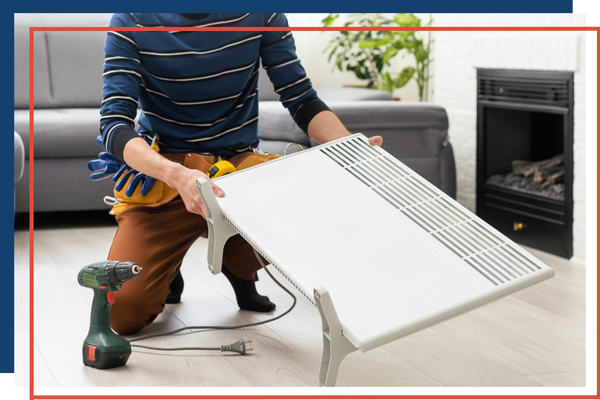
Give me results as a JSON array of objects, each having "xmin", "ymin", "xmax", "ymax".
[
  {"xmin": 307, "ymin": 111, "xmax": 384, "ymax": 148},
  {"xmin": 368, "ymin": 136, "xmax": 383, "ymax": 147}
]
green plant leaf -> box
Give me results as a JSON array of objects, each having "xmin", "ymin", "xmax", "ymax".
[
  {"xmin": 377, "ymin": 72, "xmax": 394, "ymax": 93},
  {"xmin": 391, "ymin": 36, "xmax": 411, "ymax": 50},
  {"xmin": 414, "ymin": 45, "xmax": 429, "ymax": 63},
  {"xmin": 397, "ymin": 35, "xmax": 419, "ymax": 50},
  {"xmin": 319, "ymin": 12, "xmax": 430, "ymax": 94},
  {"xmin": 394, "ymin": 67, "xmax": 415, "ymax": 88},
  {"xmin": 394, "ymin": 13, "xmax": 421, "ymax": 27},
  {"xmin": 351, "ymin": 65, "xmax": 368, "ymax": 80},
  {"xmin": 321, "ymin": 14, "xmax": 339, "ymax": 27},
  {"xmin": 381, "ymin": 47, "xmax": 399, "ymax": 65},
  {"xmin": 359, "ymin": 38, "xmax": 391, "ymax": 49}
]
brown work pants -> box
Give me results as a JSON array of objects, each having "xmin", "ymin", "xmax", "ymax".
[
  {"xmin": 108, "ymin": 198, "xmax": 263, "ymax": 335},
  {"xmin": 107, "ymin": 153, "xmax": 269, "ymax": 335}
]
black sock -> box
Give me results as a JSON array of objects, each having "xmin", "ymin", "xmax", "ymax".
[
  {"xmin": 221, "ymin": 266, "xmax": 276, "ymax": 312},
  {"xmin": 165, "ymin": 270, "xmax": 184, "ymax": 304}
]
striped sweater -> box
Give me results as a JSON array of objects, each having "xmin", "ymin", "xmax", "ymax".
[{"xmin": 100, "ymin": 13, "xmax": 329, "ymax": 160}]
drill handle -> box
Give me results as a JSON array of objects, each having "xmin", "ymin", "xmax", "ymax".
[
  {"xmin": 83, "ymin": 286, "xmax": 130, "ymax": 370},
  {"xmin": 89, "ymin": 287, "xmax": 114, "ymax": 331}
]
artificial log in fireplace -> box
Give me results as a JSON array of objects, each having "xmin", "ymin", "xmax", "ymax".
[
  {"xmin": 476, "ymin": 69, "xmax": 574, "ymax": 258},
  {"xmin": 487, "ymin": 154, "xmax": 565, "ymax": 200}
]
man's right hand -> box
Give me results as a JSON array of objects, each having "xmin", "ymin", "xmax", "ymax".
[
  {"xmin": 122, "ymin": 138, "xmax": 225, "ymax": 220},
  {"xmin": 170, "ymin": 165, "xmax": 225, "ymax": 219}
]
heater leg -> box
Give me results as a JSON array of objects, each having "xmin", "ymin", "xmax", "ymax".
[
  {"xmin": 314, "ymin": 286, "xmax": 357, "ymax": 387},
  {"xmin": 196, "ymin": 179, "xmax": 236, "ymax": 275}
]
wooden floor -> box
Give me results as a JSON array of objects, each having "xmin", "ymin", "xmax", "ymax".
[{"xmin": 14, "ymin": 212, "xmax": 587, "ymax": 388}]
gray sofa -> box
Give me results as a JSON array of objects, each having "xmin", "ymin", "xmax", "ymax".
[
  {"xmin": 14, "ymin": 14, "xmax": 455, "ymax": 214},
  {"xmin": 14, "ymin": 131, "xmax": 24, "ymax": 212}
]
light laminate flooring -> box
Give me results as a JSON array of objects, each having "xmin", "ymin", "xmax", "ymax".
[{"xmin": 14, "ymin": 213, "xmax": 587, "ymax": 388}]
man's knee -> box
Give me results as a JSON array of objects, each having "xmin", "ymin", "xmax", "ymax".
[{"xmin": 110, "ymin": 291, "xmax": 162, "ymax": 335}]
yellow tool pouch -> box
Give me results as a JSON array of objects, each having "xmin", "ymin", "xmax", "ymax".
[
  {"xmin": 108, "ymin": 151, "xmax": 280, "ymax": 215},
  {"xmin": 108, "ymin": 153, "xmax": 212, "ymax": 215},
  {"xmin": 108, "ymin": 178, "xmax": 179, "ymax": 215}
]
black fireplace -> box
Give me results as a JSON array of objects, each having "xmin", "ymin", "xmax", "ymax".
[{"xmin": 476, "ymin": 69, "xmax": 574, "ymax": 258}]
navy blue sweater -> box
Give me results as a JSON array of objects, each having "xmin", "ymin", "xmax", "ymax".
[{"xmin": 100, "ymin": 13, "xmax": 329, "ymax": 160}]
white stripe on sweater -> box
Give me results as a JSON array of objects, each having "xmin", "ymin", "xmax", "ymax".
[
  {"xmin": 103, "ymin": 69, "xmax": 142, "ymax": 78},
  {"xmin": 139, "ymin": 34, "xmax": 261, "ymax": 57},
  {"xmin": 282, "ymin": 87, "xmax": 312, "ymax": 104},
  {"xmin": 110, "ymin": 31, "xmax": 137, "ymax": 47},
  {"xmin": 102, "ymin": 95, "xmax": 139, "ymax": 105},
  {"xmin": 143, "ymin": 110, "xmax": 227, "ymax": 127},
  {"xmin": 144, "ymin": 60, "xmax": 256, "ymax": 82},
  {"xmin": 185, "ymin": 116, "xmax": 259, "ymax": 142},
  {"xmin": 275, "ymin": 76, "xmax": 309, "ymax": 93}
]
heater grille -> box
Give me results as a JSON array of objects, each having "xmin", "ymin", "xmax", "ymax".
[{"xmin": 321, "ymin": 137, "xmax": 541, "ymax": 286}]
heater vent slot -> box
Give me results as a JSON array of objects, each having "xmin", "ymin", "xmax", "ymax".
[{"xmin": 320, "ymin": 137, "xmax": 544, "ymax": 286}]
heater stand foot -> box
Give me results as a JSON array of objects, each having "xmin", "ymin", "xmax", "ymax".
[
  {"xmin": 314, "ymin": 286, "xmax": 357, "ymax": 387},
  {"xmin": 196, "ymin": 179, "xmax": 236, "ymax": 275}
]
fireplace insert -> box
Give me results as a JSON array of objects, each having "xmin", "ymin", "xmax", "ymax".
[{"xmin": 476, "ymin": 69, "xmax": 573, "ymax": 258}]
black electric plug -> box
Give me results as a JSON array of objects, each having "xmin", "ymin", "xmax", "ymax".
[{"xmin": 220, "ymin": 339, "xmax": 253, "ymax": 355}]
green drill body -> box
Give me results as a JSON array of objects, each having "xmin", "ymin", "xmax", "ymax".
[{"xmin": 78, "ymin": 260, "xmax": 141, "ymax": 369}]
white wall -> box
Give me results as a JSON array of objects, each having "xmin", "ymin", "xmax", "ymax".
[
  {"xmin": 431, "ymin": 13, "xmax": 587, "ymax": 260},
  {"xmin": 285, "ymin": 14, "xmax": 344, "ymax": 89}
]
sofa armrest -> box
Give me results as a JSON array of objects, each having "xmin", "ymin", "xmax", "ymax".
[{"xmin": 14, "ymin": 131, "xmax": 24, "ymax": 183}]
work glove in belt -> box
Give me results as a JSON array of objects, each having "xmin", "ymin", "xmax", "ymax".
[{"xmin": 87, "ymin": 136, "xmax": 157, "ymax": 197}]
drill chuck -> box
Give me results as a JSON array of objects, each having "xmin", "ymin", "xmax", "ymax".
[{"xmin": 105, "ymin": 261, "xmax": 141, "ymax": 285}]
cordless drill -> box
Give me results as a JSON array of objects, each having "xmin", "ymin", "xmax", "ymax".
[{"xmin": 78, "ymin": 260, "xmax": 141, "ymax": 369}]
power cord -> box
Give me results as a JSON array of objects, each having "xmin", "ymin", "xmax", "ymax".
[
  {"xmin": 128, "ymin": 248, "xmax": 297, "ymax": 355},
  {"xmin": 130, "ymin": 338, "xmax": 252, "ymax": 355}
]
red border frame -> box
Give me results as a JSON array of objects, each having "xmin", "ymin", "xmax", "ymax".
[{"xmin": 28, "ymin": 25, "xmax": 600, "ymax": 400}]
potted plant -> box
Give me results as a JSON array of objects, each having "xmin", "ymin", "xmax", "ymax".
[{"xmin": 322, "ymin": 13, "xmax": 433, "ymax": 101}]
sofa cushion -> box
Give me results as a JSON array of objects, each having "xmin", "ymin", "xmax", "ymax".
[
  {"xmin": 14, "ymin": 29, "xmax": 52, "ymax": 109},
  {"xmin": 328, "ymin": 101, "xmax": 449, "ymax": 158},
  {"xmin": 258, "ymin": 102, "xmax": 312, "ymax": 147},
  {"xmin": 15, "ymin": 108, "xmax": 104, "ymax": 159},
  {"xmin": 14, "ymin": 14, "xmax": 110, "ymax": 109},
  {"xmin": 258, "ymin": 100, "xmax": 449, "ymax": 158},
  {"xmin": 314, "ymin": 86, "xmax": 394, "ymax": 102},
  {"xmin": 45, "ymin": 31, "xmax": 106, "ymax": 108},
  {"xmin": 259, "ymin": 140, "xmax": 305, "ymax": 155},
  {"xmin": 15, "ymin": 157, "xmax": 114, "ymax": 213}
]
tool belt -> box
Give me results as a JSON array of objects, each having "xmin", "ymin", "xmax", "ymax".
[{"xmin": 108, "ymin": 151, "xmax": 281, "ymax": 215}]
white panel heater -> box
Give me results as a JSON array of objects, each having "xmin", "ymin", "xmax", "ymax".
[{"xmin": 196, "ymin": 133, "xmax": 555, "ymax": 387}]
